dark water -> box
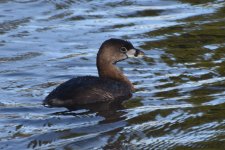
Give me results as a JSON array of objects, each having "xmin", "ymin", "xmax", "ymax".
[{"xmin": 0, "ymin": 0, "xmax": 225, "ymax": 149}]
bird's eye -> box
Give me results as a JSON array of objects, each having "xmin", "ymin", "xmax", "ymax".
[{"xmin": 120, "ymin": 47, "xmax": 127, "ymax": 53}]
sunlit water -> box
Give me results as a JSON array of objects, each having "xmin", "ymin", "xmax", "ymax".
[{"xmin": 0, "ymin": 0, "xmax": 225, "ymax": 149}]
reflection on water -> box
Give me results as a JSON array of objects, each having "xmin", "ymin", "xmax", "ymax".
[{"xmin": 0, "ymin": 0, "xmax": 225, "ymax": 149}]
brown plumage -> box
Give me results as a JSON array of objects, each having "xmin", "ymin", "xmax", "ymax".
[{"xmin": 43, "ymin": 38, "xmax": 144, "ymax": 107}]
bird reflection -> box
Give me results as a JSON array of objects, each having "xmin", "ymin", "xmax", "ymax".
[{"xmin": 50, "ymin": 100, "xmax": 127, "ymax": 124}]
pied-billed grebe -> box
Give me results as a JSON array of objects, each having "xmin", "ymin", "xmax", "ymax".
[{"xmin": 43, "ymin": 38, "xmax": 144, "ymax": 107}]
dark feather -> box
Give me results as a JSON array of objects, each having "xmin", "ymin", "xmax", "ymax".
[{"xmin": 44, "ymin": 76, "xmax": 132, "ymax": 107}]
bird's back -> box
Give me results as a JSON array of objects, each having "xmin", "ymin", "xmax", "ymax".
[{"xmin": 44, "ymin": 76, "xmax": 132, "ymax": 107}]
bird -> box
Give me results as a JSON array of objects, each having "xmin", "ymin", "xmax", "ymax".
[{"xmin": 43, "ymin": 38, "xmax": 145, "ymax": 108}]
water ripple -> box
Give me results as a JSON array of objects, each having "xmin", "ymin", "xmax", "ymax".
[{"xmin": 0, "ymin": 0, "xmax": 225, "ymax": 149}]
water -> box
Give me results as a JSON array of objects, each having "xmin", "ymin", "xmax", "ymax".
[{"xmin": 0, "ymin": 0, "xmax": 225, "ymax": 149}]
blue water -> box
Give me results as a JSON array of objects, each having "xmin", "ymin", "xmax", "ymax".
[{"xmin": 0, "ymin": 0, "xmax": 225, "ymax": 149}]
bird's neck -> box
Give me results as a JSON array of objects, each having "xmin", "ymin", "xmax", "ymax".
[{"xmin": 97, "ymin": 60, "xmax": 134, "ymax": 91}]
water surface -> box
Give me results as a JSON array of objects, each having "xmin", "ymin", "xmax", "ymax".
[{"xmin": 0, "ymin": 0, "xmax": 225, "ymax": 149}]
